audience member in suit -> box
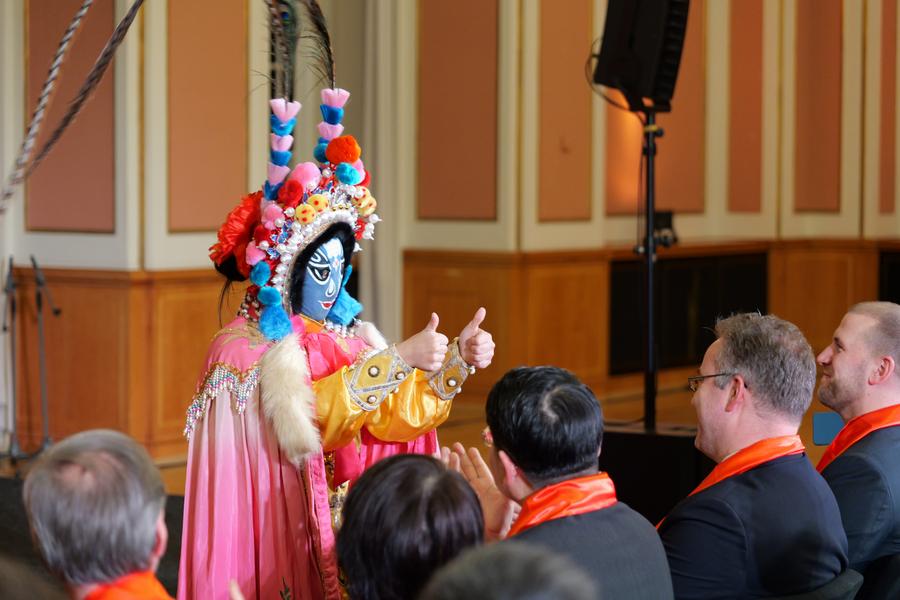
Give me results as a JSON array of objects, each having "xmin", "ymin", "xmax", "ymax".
[
  {"xmin": 336, "ymin": 454, "xmax": 483, "ymax": 600},
  {"xmin": 447, "ymin": 366, "xmax": 673, "ymax": 599},
  {"xmin": 23, "ymin": 429, "xmax": 172, "ymax": 600},
  {"xmin": 816, "ymin": 302, "xmax": 900, "ymax": 581},
  {"xmin": 659, "ymin": 313, "xmax": 848, "ymax": 599},
  {"xmin": 419, "ymin": 541, "xmax": 597, "ymax": 600}
]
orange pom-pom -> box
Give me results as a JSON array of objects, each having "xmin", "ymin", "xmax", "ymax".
[{"xmin": 325, "ymin": 136, "xmax": 361, "ymax": 165}]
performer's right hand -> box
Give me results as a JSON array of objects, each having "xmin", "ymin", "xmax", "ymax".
[{"xmin": 396, "ymin": 312, "xmax": 448, "ymax": 371}]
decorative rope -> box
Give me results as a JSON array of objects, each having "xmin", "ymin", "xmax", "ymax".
[
  {"xmin": 23, "ymin": 0, "xmax": 145, "ymax": 181},
  {"xmin": 0, "ymin": 0, "xmax": 94, "ymax": 211}
]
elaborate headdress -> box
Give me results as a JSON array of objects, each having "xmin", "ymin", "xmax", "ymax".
[{"xmin": 209, "ymin": 2, "xmax": 379, "ymax": 342}]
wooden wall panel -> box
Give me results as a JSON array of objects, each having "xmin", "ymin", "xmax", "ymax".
[
  {"xmin": 26, "ymin": 0, "xmax": 115, "ymax": 232},
  {"xmin": 728, "ymin": 1, "xmax": 763, "ymax": 213},
  {"xmin": 16, "ymin": 271, "xmax": 131, "ymax": 448},
  {"xmin": 881, "ymin": 0, "xmax": 898, "ymax": 214},
  {"xmin": 149, "ymin": 274, "xmax": 239, "ymax": 455},
  {"xmin": 768, "ymin": 241, "xmax": 878, "ymax": 354},
  {"xmin": 403, "ymin": 252, "xmax": 521, "ymax": 401},
  {"xmin": 523, "ymin": 255, "xmax": 607, "ymax": 386},
  {"xmin": 538, "ymin": 0, "xmax": 592, "ymax": 221},
  {"xmin": 168, "ymin": 0, "xmax": 247, "ymax": 232},
  {"xmin": 417, "ymin": 0, "xmax": 498, "ymax": 220},
  {"xmin": 14, "ymin": 268, "xmax": 242, "ymax": 457},
  {"xmin": 794, "ymin": 0, "xmax": 842, "ymax": 212}
]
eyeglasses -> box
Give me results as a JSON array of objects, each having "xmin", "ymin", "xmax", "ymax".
[{"xmin": 687, "ymin": 372, "xmax": 736, "ymax": 392}]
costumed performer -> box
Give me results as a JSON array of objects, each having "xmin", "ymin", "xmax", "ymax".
[{"xmin": 177, "ymin": 16, "xmax": 494, "ymax": 600}]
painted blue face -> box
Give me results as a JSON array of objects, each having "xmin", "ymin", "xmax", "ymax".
[{"xmin": 300, "ymin": 237, "xmax": 345, "ymax": 321}]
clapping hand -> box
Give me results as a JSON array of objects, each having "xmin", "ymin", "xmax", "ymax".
[
  {"xmin": 458, "ymin": 307, "xmax": 495, "ymax": 369},
  {"xmin": 396, "ymin": 313, "xmax": 449, "ymax": 371},
  {"xmin": 442, "ymin": 442, "xmax": 519, "ymax": 541}
]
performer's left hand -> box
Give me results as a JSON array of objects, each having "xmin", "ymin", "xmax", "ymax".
[{"xmin": 458, "ymin": 307, "xmax": 495, "ymax": 369}]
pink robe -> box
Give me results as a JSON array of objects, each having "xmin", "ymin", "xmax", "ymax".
[{"xmin": 178, "ymin": 317, "xmax": 438, "ymax": 600}]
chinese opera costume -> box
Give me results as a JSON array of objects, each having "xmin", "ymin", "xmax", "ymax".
[{"xmin": 177, "ymin": 4, "xmax": 481, "ymax": 598}]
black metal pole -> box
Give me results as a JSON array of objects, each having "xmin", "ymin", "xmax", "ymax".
[{"xmin": 643, "ymin": 112, "xmax": 659, "ymax": 432}]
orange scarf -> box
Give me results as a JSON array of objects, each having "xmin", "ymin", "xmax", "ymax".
[
  {"xmin": 658, "ymin": 435, "xmax": 805, "ymax": 528},
  {"xmin": 84, "ymin": 571, "xmax": 173, "ymax": 600},
  {"xmin": 508, "ymin": 472, "xmax": 617, "ymax": 537},
  {"xmin": 817, "ymin": 404, "xmax": 900, "ymax": 472}
]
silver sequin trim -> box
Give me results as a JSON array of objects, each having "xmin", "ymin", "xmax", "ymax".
[{"xmin": 183, "ymin": 363, "xmax": 261, "ymax": 439}]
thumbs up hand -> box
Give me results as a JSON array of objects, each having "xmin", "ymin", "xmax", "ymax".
[
  {"xmin": 459, "ymin": 307, "xmax": 495, "ymax": 369},
  {"xmin": 396, "ymin": 313, "xmax": 449, "ymax": 371}
]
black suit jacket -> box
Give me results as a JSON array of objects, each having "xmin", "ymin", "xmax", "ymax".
[
  {"xmin": 659, "ymin": 453, "xmax": 848, "ymax": 599},
  {"xmin": 822, "ymin": 424, "xmax": 900, "ymax": 574},
  {"xmin": 513, "ymin": 500, "xmax": 674, "ymax": 599}
]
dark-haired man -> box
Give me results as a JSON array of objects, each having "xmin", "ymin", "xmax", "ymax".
[
  {"xmin": 447, "ymin": 366, "xmax": 673, "ymax": 599},
  {"xmin": 817, "ymin": 302, "xmax": 900, "ymax": 589},
  {"xmin": 660, "ymin": 313, "xmax": 848, "ymax": 599}
]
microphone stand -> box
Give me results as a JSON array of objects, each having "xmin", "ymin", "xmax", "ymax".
[
  {"xmin": 0, "ymin": 256, "xmax": 29, "ymax": 463},
  {"xmin": 31, "ymin": 255, "xmax": 60, "ymax": 454}
]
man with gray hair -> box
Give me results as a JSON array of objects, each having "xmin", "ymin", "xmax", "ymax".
[
  {"xmin": 817, "ymin": 302, "xmax": 900, "ymax": 586},
  {"xmin": 23, "ymin": 429, "xmax": 172, "ymax": 599},
  {"xmin": 659, "ymin": 313, "xmax": 848, "ymax": 599}
]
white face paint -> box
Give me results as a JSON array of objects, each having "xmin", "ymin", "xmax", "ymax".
[{"xmin": 300, "ymin": 237, "xmax": 345, "ymax": 321}]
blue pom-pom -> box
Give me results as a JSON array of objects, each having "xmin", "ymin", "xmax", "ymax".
[
  {"xmin": 318, "ymin": 137, "xmax": 328, "ymax": 144},
  {"xmin": 250, "ymin": 263, "xmax": 271, "ymax": 287},
  {"xmin": 335, "ymin": 163, "xmax": 363, "ymax": 185},
  {"xmin": 270, "ymin": 150, "xmax": 291, "ymax": 166},
  {"xmin": 258, "ymin": 285, "xmax": 281, "ymax": 306},
  {"xmin": 320, "ymin": 105, "xmax": 344, "ymax": 125},
  {"xmin": 264, "ymin": 181, "xmax": 282, "ymax": 200},
  {"xmin": 327, "ymin": 265, "xmax": 362, "ymax": 325},
  {"xmin": 270, "ymin": 115, "xmax": 297, "ymax": 136},
  {"xmin": 314, "ymin": 143, "xmax": 329, "ymax": 163},
  {"xmin": 259, "ymin": 305, "xmax": 292, "ymax": 341}
]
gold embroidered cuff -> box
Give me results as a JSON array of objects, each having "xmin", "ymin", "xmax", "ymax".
[
  {"xmin": 428, "ymin": 339, "xmax": 475, "ymax": 401},
  {"xmin": 343, "ymin": 345, "xmax": 414, "ymax": 411}
]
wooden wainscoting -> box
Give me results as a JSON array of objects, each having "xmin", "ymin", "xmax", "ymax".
[
  {"xmin": 769, "ymin": 240, "xmax": 879, "ymax": 353},
  {"xmin": 406, "ymin": 240, "xmax": 883, "ymax": 405},
  {"xmin": 403, "ymin": 250, "xmax": 610, "ymax": 400},
  {"xmin": 13, "ymin": 267, "xmax": 243, "ymax": 458}
]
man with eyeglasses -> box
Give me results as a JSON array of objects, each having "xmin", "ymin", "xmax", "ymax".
[
  {"xmin": 444, "ymin": 366, "xmax": 674, "ymax": 599},
  {"xmin": 816, "ymin": 302, "xmax": 900, "ymax": 594},
  {"xmin": 659, "ymin": 313, "xmax": 848, "ymax": 599}
]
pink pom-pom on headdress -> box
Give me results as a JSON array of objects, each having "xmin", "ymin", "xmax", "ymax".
[
  {"xmin": 318, "ymin": 122, "xmax": 344, "ymax": 141},
  {"xmin": 321, "ymin": 88, "xmax": 350, "ymax": 108},
  {"xmin": 269, "ymin": 98, "xmax": 301, "ymax": 122},
  {"xmin": 267, "ymin": 164, "xmax": 290, "ymax": 186},
  {"xmin": 271, "ymin": 134, "xmax": 293, "ymax": 152},
  {"xmin": 245, "ymin": 242, "xmax": 266, "ymax": 266},
  {"xmin": 289, "ymin": 162, "xmax": 322, "ymax": 191}
]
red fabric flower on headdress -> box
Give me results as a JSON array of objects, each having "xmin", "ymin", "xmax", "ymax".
[{"xmin": 209, "ymin": 191, "xmax": 262, "ymax": 266}]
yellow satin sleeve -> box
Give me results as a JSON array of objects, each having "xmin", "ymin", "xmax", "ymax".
[
  {"xmin": 313, "ymin": 366, "xmax": 453, "ymax": 450},
  {"xmin": 365, "ymin": 370, "xmax": 453, "ymax": 442},
  {"xmin": 313, "ymin": 366, "xmax": 369, "ymax": 452}
]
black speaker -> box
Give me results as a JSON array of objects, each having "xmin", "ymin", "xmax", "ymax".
[
  {"xmin": 599, "ymin": 423, "xmax": 715, "ymax": 524},
  {"xmin": 593, "ymin": 0, "xmax": 690, "ymax": 112}
]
